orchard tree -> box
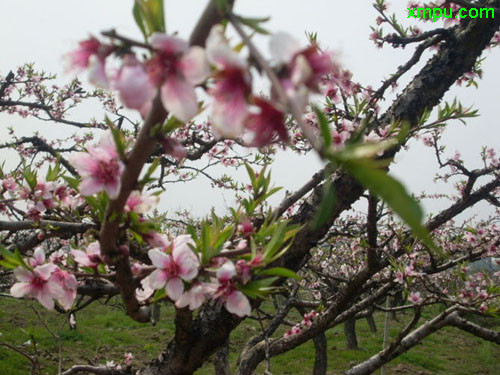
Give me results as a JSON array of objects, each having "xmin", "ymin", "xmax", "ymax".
[{"xmin": 0, "ymin": 0, "xmax": 499, "ymax": 374}]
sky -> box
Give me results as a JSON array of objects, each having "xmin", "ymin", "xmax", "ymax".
[{"xmin": 0, "ymin": 0, "xmax": 499, "ymax": 221}]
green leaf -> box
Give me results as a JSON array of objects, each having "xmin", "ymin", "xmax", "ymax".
[
  {"xmin": 310, "ymin": 179, "xmax": 336, "ymax": 232},
  {"xmin": 46, "ymin": 162, "xmax": 61, "ymax": 182},
  {"xmin": 22, "ymin": 167, "xmax": 37, "ymax": 190},
  {"xmin": 63, "ymin": 176, "xmax": 80, "ymax": 190},
  {"xmin": 0, "ymin": 245, "xmax": 23, "ymax": 269},
  {"xmin": 133, "ymin": 2, "xmax": 149, "ymax": 41},
  {"xmin": 0, "ymin": 259, "xmax": 18, "ymax": 269},
  {"xmin": 342, "ymin": 159, "xmax": 439, "ymax": 254},
  {"xmin": 105, "ymin": 117, "xmax": 127, "ymax": 160},
  {"xmin": 313, "ymin": 105, "xmax": 331, "ymax": 149},
  {"xmin": 237, "ymin": 15, "xmax": 270, "ymax": 35},
  {"xmin": 140, "ymin": 158, "xmax": 160, "ymax": 186},
  {"xmin": 238, "ymin": 277, "xmax": 278, "ymax": 299},
  {"xmin": 259, "ymin": 267, "xmax": 301, "ymax": 280},
  {"xmin": 244, "ymin": 163, "xmax": 257, "ymax": 190},
  {"xmin": 134, "ymin": 0, "xmax": 166, "ymax": 38},
  {"xmin": 162, "ymin": 116, "xmax": 184, "ymax": 133}
]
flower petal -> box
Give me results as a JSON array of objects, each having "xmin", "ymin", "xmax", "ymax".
[
  {"xmin": 14, "ymin": 267, "xmax": 34, "ymax": 283},
  {"xmin": 88, "ymin": 55, "xmax": 108, "ymax": 88},
  {"xmin": 166, "ymin": 277, "xmax": 184, "ymax": 301},
  {"xmin": 115, "ymin": 63, "xmax": 154, "ymax": 110},
  {"xmin": 226, "ymin": 291, "xmax": 251, "ymax": 317},
  {"xmin": 206, "ymin": 25, "xmax": 245, "ymax": 69},
  {"xmin": 181, "ymin": 46, "xmax": 209, "ymax": 85},
  {"xmin": 58, "ymin": 289, "xmax": 76, "ymax": 310},
  {"xmin": 35, "ymin": 289, "xmax": 55, "ymax": 310},
  {"xmin": 147, "ymin": 269, "xmax": 168, "ymax": 290},
  {"xmin": 104, "ymin": 176, "xmax": 122, "ymax": 200},
  {"xmin": 69, "ymin": 152, "xmax": 95, "ymax": 176},
  {"xmin": 78, "ymin": 177, "xmax": 105, "ymax": 197},
  {"xmin": 32, "ymin": 247, "xmax": 46, "ymax": 265},
  {"xmin": 34, "ymin": 263, "xmax": 57, "ymax": 280},
  {"xmin": 217, "ymin": 260, "xmax": 236, "ymax": 281},
  {"xmin": 211, "ymin": 96, "xmax": 248, "ymax": 139},
  {"xmin": 71, "ymin": 249, "xmax": 91, "ymax": 267},
  {"xmin": 161, "ymin": 76, "xmax": 198, "ymax": 122},
  {"xmin": 148, "ymin": 249, "xmax": 171, "ymax": 269},
  {"xmin": 10, "ymin": 282, "xmax": 33, "ymax": 298},
  {"xmin": 150, "ymin": 33, "xmax": 188, "ymax": 55}
]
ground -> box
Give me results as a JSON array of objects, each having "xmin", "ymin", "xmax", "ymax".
[{"xmin": 0, "ymin": 298, "xmax": 499, "ymax": 374}]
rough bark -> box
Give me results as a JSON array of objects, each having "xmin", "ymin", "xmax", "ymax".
[
  {"xmin": 213, "ymin": 339, "xmax": 231, "ymax": 375},
  {"xmin": 448, "ymin": 314, "xmax": 500, "ymax": 344}
]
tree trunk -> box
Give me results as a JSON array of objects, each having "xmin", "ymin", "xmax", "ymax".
[
  {"xmin": 344, "ymin": 317, "xmax": 358, "ymax": 349},
  {"xmin": 214, "ymin": 339, "xmax": 231, "ymax": 375},
  {"xmin": 313, "ymin": 332, "xmax": 327, "ymax": 375}
]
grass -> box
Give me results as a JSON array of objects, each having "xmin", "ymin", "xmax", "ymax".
[{"xmin": 0, "ymin": 297, "xmax": 499, "ymax": 375}]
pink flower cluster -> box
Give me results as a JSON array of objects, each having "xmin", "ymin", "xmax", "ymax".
[
  {"xmin": 10, "ymin": 248, "xmax": 77, "ymax": 310},
  {"xmin": 138, "ymin": 234, "xmax": 252, "ymax": 317},
  {"xmin": 284, "ymin": 310, "xmax": 318, "ymax": 338},
  {"xmin": 69, "ymin": 131, "xmax": 124, "ymax": 199},
  {"xmin": 68, "ymin": 25, "xmax": 338, "ymax": 148},
  {"xmin": 0, "ymin": 175, "xmax": 81, "ymax": 220}
]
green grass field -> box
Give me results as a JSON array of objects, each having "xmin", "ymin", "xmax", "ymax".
[{"xmin": 0, "ymin": 297, "xmax": 499, "ymax": 374}]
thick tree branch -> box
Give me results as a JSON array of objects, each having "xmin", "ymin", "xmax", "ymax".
[
  {"xmin": 448, "ymin": 313, "xmax": 500, "ymax": 344},
  {"xmin": 344, "ymin": 308, "xmax": 458, "ymax": 375}
]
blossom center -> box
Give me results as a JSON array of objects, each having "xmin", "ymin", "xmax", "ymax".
[{"xmin": 95, "ymin": 159, "xmax": 121, "ymax": 184}]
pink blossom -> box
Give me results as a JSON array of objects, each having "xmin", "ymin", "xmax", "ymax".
[
  {"xmin": 206, "ymin": 25, "xmax": 252, "ymax": 138},
  {"xmin": 51, "ymin": 268, "xmax": 78, "ymax": 310},
  {"xmin": 175, "ymin": 282, "xmax": 213, "ymax": 310},
  {"xmin": 236, "ymin": 240, "xmax": 248, "ymax": 251},
  {"xmin": 237, "ymin": 220, "xmax": 254, "ymax": 235},
  {"xmin": 408, "ymin": 291, "xmax": 422, "ymax": 304},
  {"xmin": 284, "ymin": 324, "xmax": 302, "ymax": 338},
  {"xmin": 69, "ymin": 131, "xmax": 124, "ymax": 199},
  {"xmin": 124, "ymin": 352, "xmax": 134, "ymax": 366},
  {"xmin": 67, "ymin": 37, "xmax": 112, "ymax": 88},
  {"xmin": 10, "ymin": 264, "xmax": 63, "ymax": 310},
  {"xmin": 331, "ymin": 129, "xmax": 349, "ymax": 148},
  {"xmin": 68, "ymin": 37, "xmax": 102, "ymax": 70},
  {"xmin": 245, "ymin": 98, "xmax": 288, "ymax": 147},
  {"xmin": 212, "ymin": 260, "xmax": 251, "ymax": 317},
  {"xmin": 49, "ymin": 249, "xmax": 67, "ymax": 266},
  {"xmin": 72, "ymin": 241, "xmax": 102, "ymax": 269},
  {"xmin": 113, "ymin": 55, "xmax": 154, "ymax": 113},
  {"xmin": 270, "ymin": 32, "xmax": 336, "ymax": 106},
  {"xmin": 29, "ymin": 247, "xmax": 46, "ymax": 267},
  {"xmin": 125, "ymin": 191, "xmax": 159, "ymax": 214},
  {"xmin": 144, "ymin": 231, "xmax": 170, "ymax": 248},
  {"xmin": 146, "ymin": 235, "xmax": 199, "ymax": 301},
  {"xmin": 161, "ymin": 137, "xmax": 187, "ymax": 161},
  {"xmin": 135, "ymin": 278, "xmax": 155, "ymax": 302},
  {"xmin": 394, "ymin": 271, "xmax": 404, "ymax": 284},
  {"xmin": 1, "ymin": 177, "xmax": 17, "ymax": 192},
  {"xmin": 146, "ymin": 33, "xmax": 209, "ymax": 121}
]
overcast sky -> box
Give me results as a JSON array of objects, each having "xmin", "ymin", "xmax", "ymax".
[{"xmin": 0, "ymin": 0, "xmax": 498, "ymax": 221}]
